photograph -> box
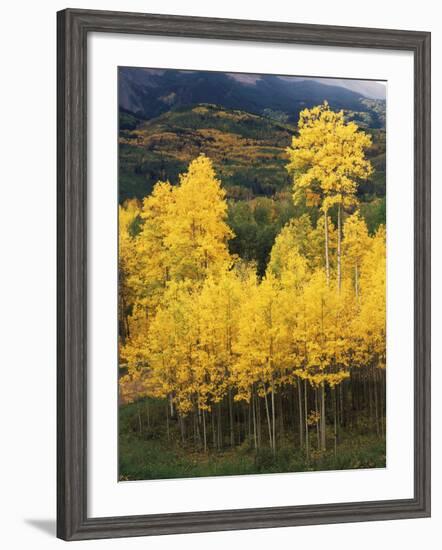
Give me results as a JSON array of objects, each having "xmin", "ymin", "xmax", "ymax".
[{"xmin": 117, "ymin": 67, "xmax": 387, "ymax": 481}]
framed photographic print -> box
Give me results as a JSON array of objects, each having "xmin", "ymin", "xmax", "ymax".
[{"xmin": 57, "ymin": 8, "xmax": 431, "ymax": 541}]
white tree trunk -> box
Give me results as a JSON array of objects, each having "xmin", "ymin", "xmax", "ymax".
[
  {"xmin": 202, "ymin": 408, "xmax": 207, "ymax": 452},
  {"xmin": 321, "ymin": 383, "xmax": 326, "ymax": 451},
  {"xmin": 271, "ymin": 382, "xmax": 276, "ymax": 452},
  {"xmin": 337, "ymin": 203, "xmax": 342, "ymax": 292},
  {"xmin": 263, "ymin": 386, "xmax": 273, "ymax": 451},
  {"xmin": 304, "ymin": 380, "xmax": 310, "ymax": 463},
  {"xmin": 324, "ymin": 211, "xmax": 330, "ymax": 286},
  {"xmin": 297, "ymin": 382, "xmax": 303, "ymax": 448}
]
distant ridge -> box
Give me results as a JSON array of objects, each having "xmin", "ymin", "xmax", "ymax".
[{"xmin": 119, "ymin": 68, "xmax": 385, "ymax": 123}]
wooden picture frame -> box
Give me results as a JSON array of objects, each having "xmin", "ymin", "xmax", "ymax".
[{"xmin": 57, "ymin": 8, "xmax": 431, "ymax": 541}]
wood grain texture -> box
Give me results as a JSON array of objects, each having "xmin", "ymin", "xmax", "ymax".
[{"xmin": 56, "ymin": 8, "xmax": 431, "ymax": 541}]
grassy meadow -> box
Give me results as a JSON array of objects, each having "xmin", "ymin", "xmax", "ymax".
[{"xmin": 119, "ymin": 397, "xmax": 386, "ymax": 481}]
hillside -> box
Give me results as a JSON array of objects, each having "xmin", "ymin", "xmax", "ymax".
[
  {"xmin": 119, "ymin": 104, "xmax": 294, "ymax": 201},
  {"xmin": 119, "ymin": 103, "xmax": 385, "ymax": 206},
  {"xmin": 118, "ymin": 68, "xmax": 386, "ymax": 124},
  {"xmin": 119, "ymin": 102, "xmax": 385, "ymax": 276}
]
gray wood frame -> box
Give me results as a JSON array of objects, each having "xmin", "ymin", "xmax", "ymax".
[{"xmin": 57, "ymin": 8, "xmax": 431, "ymax": 541}]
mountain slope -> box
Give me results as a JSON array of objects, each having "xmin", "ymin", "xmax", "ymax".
[
  {"xmin": 119, "ymin": 103, "xmax": 385, "ymax": 207},
  {"xmin": 119, "ymin": 104, "xmax": 292, "ymax": 202},
  {"xmin": 118, "ymin": 68, "xmax": 384, "ymax": 125}
]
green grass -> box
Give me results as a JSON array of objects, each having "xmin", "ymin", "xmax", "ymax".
[{"xmin": 119, "ymin": 400, "xmax": 386, "ymax": 481}]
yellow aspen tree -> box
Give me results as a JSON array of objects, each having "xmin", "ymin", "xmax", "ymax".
[
  {"xmin": 233, "ymin": 273, "xmax": 288, "ymax": 452},
  {"xmin": 286, "ymin": 102, "xmax": 373, "ymax": 289},
  {"xmin": 351, "ymin": 226, "xmax": 386, "ymax": 436},
  {"xmin": 135, "ymin": 181, "xmax": 176, "ymax": 304},
  {"xmin": 267, "ymin": 225, "xmax": 311, "ymax": 450},
  {"xmin": 342, "ymin": 210, "xmax": 370, "ymax": 299},
  {"xmin": 307, "ymin": 215, "xmax": 338, "ymax": 273},
  {"xmin": 196, "ymin": 268, "xmax": 246, "ymax": 447},
  {"xmin": 298, "ymin": 270, "xmax": 353, "ymax": 450},
  {"xmin": 119, "ymin": 183, "xmax": 176, "ymax": 374},
  {"xmin": 267, "ymin": 220, "xmax": 309, "ymax": 284},
  {"xmin": 164, "ymin": 154, "xmax": 234, "ymax": 282},
  {"xmin": 353, "ymin": 225, "xmax": 386, "ymax": 370},
  {"xmin": 147, "ymin": 280, "xmax": 199, "ymax": 417}
]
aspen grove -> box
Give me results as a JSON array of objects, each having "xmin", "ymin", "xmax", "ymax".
[{"xmin": 119, "ymin": 103, "xmax": 386, "ymax": 470}]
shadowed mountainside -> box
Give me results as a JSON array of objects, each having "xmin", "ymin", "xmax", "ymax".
[{"xmin": 119, "ymin": 68, "xmax": 385, "ymax": 125}]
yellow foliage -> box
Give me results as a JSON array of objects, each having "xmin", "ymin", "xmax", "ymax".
[
  {"xmin": 118, "ymin": 106, "xmax": 386, "ymax": 421},
  {"xmin": 286, "ymin": 101, "xmax": 373, "ymax": 213},
  {"xmin": 164, "ymin": 154, "xmax": 234, "ymax": 282}
]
